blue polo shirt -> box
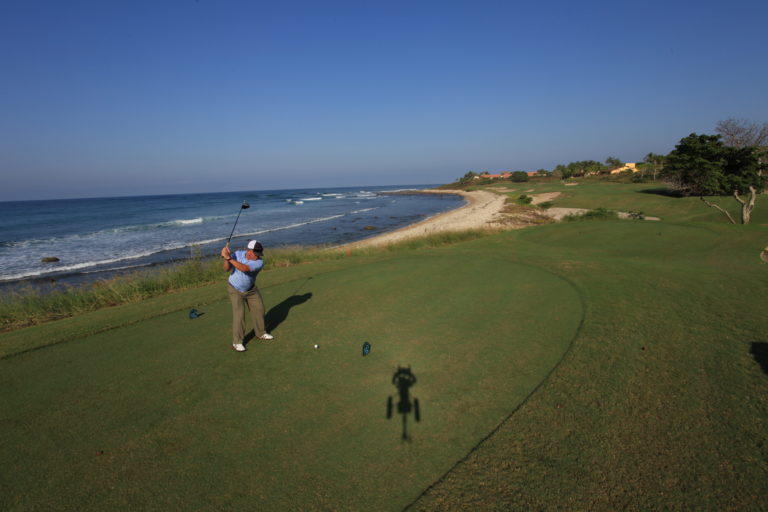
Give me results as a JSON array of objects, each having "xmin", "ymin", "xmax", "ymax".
[{"xmin": 228, "ymin": 250, "xmax": 264, "ymax": 292}]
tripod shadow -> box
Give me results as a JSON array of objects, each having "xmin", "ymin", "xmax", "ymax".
[
  {"xmin": 386, "ymin": 365, "xmax": 421, "ymax": 441},
  {"xmin": 265, "ymin": 292, "xmax": 313, "ymax": 333}
]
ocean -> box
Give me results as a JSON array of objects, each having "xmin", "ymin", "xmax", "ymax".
[{"xmin": 0, "ymin": 185, "xmax": 463, "ymax": 290}]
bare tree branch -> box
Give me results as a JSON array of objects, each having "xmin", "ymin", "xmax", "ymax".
[
  {"xmin": 716, "ymin": 118, "xmax": 768, "ymax": 148},
  {"xmin": 700, "ymin": 196, "xmax": 737, "ymax": 224},
  {"xmin": 734, "ymin": 186, "xmax": 758, "ymax": 224}
]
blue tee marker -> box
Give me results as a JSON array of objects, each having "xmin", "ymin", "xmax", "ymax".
[
  {"xmin": 362, "ymin": 342, "xmax": 371, "ymax": 356},
  {"xmin": 189, "ymin": 309, "xmax": 200, "ymax": 319}
]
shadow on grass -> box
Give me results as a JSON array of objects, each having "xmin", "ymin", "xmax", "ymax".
[
  {"xmin": 750, "ymin": 342, "xmax": 768, "ymax": 375},
  {"xmin": 265, "ymin": 292, "xmax": 313, "ymax": 333},
  {"xmin": 637, "ymin": 187, "xmax": 684, "ymax": 198},
  {"xmin": 387, "ymin": 365, "xmax": 421, "ymax": 441}
]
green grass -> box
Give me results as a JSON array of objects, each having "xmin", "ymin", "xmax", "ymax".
[
  {"xmin": 563, "ymin": 207, "xmax": 618, "ymax": 221},
  {"xmin": 409, "ymin": 220, "xmax": 768, "ymax": 510},
  {"xmin": 0, "ymin": 230, "xmax": 489, "ymax": 331},
  {"xmin": 2, "ymin": 182, "xmax": 767, "ymax": 510},
  {"xmin": 493, "ymin": 177, "xmax": 768, "ymax": 225},
  {"xmin": 0, "ymin": 244, "xmax": 583, "ymax": 511}
]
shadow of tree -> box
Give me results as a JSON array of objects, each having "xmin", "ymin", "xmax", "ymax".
[
  {"xmin": 750, "ymin": 342, "xmax": 768, "ymax": 375},
  {"xmin": 265, "ymin": 292, "xmax": 313, "ymax": 333},
  {"xmin": 637, "ymin": 187, "xmax": 684, "ymax": 198}
]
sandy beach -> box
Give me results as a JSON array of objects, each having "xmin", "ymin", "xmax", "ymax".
[
  {"xmin": 344, "ymin": 189, "xmax": 509, "ymax": 248},
  {"xmin": 342, "ymin": 187, "xmax": 662, "ymax": 250}
]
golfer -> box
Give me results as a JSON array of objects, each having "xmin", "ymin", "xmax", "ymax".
[{"xmin": 221, "ymin": 240, "xmax": 273, "ymax": 352}]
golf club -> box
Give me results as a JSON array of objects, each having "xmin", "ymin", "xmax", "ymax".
[{"xmin": 226, "ymin": 201, "xmax": 250, "ymax": 247}]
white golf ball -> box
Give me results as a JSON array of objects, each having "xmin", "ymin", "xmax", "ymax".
[{"xmin": 313, "ymin": 344, "xmax": 319, "ymax": 349}]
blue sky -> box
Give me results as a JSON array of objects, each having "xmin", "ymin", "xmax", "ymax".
[{"xmin": 2, "ymin": 0, "xmax": 767, "ymax": 200}]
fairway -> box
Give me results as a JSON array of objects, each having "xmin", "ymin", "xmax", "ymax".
[
  {"xmin": 0, "ymin": 249, "xmax": 583, "ymax": 511},
  {"xmin": 4, "ymin": 180, "xmax": 768, "ymax": 510},
  {"xmin": 410, "ymin": 219, "xmax": 768, "ymax": 510}
]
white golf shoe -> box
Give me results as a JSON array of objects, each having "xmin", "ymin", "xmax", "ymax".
[
  {"xmin": 258, "ymin": 333, "xmax": 274, "ymax": 340},
  {"xmin": 233, "ymin": 343, "xmax": 246, "ymax": 352}
]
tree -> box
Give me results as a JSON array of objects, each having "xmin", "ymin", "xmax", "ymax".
[
  {"xmin": 583, "ymin": 160, "xmax": 606, "ymax": 176},
  {"xmin": 566, "ymin": 160, "xmax": 603, "ymax": 177},
  {"xmin": 643, "ymin": 152, "xmax": 666, "ymax": 181},
  {"xmin": 716, "ymin": 118, "xmax": 768, "ymax": 149},
  {"xmin": 511, "ymin": 171, "xmax": 529, "ymax": 182},
  {"xmin": 662, "ymin": 133, "xmax": 766, "ymax": 224},
  {"xmin": 605, "ymin": 156, "xmax": 623, "ymax": 170},
  {"xmin": 716, "ymin": 118, "xmax": 768, "ymax": 168},
  {"xmin": 553, "ymin": 164, "xmax": 571, "ymax": 179},
  {"xmin": 662, "ymin": 134, "xmax": 727, "ymax": 196},
  {"xmin": 457, "ymin": 171, "xmax": 478, "ymax": 184}
]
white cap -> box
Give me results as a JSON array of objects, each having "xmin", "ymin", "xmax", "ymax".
[{"xmin": 247, "ymin": 240, "xmax": 263, "ymax": 251}]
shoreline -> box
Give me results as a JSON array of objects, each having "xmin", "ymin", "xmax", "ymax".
[
  {"xmin": 0, "ymin": 189, "xmax": 474, "ymax": 294},
  {"xmin": 340, "ymin": 189, "xmax": 508, "ymax": 249},
  {"xmin": 2, "ymin": 183, "xmax": 662, "ymax": 295}
]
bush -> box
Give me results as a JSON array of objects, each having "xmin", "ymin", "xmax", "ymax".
[
  {"xmin": 563, "ymin": 208, "xmax": 618, "ymax": 222},
  {"xmin": 538, "ymin": 201, "xmax": 554, "ymax": 209},
  {"xmin": 511, "ymin": 171, "xmax": 529, "ymax": 183},
  {"xmin": 517, "ymin": 194, "xmax": 533, "ymax": 205}
]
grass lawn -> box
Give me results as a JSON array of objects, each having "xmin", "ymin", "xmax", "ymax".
[
  {"xmin": 410, "ymin": 219, "xmax": 768, "ymax": 510},
  {"xmin": 0, "ymin": 247, "xmax": 582, "ymax": 511},
  {"xmin": 491, "ymin": 177, "xmax": 768, "ymax": 224},
  {"xmin": 2, "ymin": 181, "xmax": 767, "ymax": 510}
]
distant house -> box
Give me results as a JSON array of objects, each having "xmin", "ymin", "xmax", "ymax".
[{"xmin": 609, "ymin": 162, "xmax": 639, "ymax": 174}]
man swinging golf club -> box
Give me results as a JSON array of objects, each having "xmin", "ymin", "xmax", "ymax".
[{"xmin": 221, "ymin": 239, "xmax": 273, "ymax": 352}]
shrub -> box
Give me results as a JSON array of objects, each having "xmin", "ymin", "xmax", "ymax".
[
  {"xmin": 563, "ymin": 208, "xmax": 618, "ymax": 222},
  {"xmin": 511, "ymin": 171, "xmax": 529, "ymax": 182},
  {"xmin": 517, "ymin": 194, "xmax": 533, "ymax": 205}
]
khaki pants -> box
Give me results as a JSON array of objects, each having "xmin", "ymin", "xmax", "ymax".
[{"xmin": 228, "ymin": 284, "xmax": 266, "ymax": 344}]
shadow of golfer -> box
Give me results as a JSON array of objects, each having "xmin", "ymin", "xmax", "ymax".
[
  {"xmin": 265, "ymin": 292, "xmax": 313, "ymax": 333},
  {"xmin": 386, "ymin": 365, "xmax": 421, "ymax": 441},
  {"xmin": 750, "ymin": 342, "xmax": 768, "ymax": 375}
]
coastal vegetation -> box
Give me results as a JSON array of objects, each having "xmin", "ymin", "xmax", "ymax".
[
  {"xmin": 1, "ymin": 176, "xmax": 766, "ymax": 510},
  {"xmin": 451, "ymin": 119, "xmax": 767, "ymax": 221}
]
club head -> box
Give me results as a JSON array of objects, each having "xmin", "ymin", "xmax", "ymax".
[{"xmin": 241, "ymin": 201, "xmax": 250, "ymax": 209}]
